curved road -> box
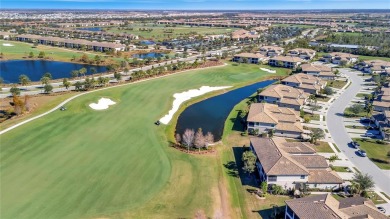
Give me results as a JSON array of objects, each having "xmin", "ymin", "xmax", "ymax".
[{"xmin": 327, "ymin": 69, "xmax": 390, "ymax": 195}]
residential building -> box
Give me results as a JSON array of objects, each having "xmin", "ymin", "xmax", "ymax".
[
  {"xmin": 301, "ymin": 63, "xmax": 336, "ymax": 80},
  {"xmin": 269, "ymin": 56, "xmax": 303, "ymax": 69},
  {"xmin": 259, "ymin": 45, "xmax": 284, "ymax": 57},
  {"xmin": 258, "ymin": 84, "xmax": 308, "ymax": 110},
  {"xmin": 250, "ymin": 138, "xmax": 343, "ymax": 189},
  {"xmin": 232, "ymin": 52, "xmax": 268, "ymax": 64},
  {"xmin": 287, "ymin": 48, "xmax": 316, "ymax": 60},
  {"xmin": 247, "ymin": 103, "xmax": 305, "ymax": 138},
  {"xmin": 354, "ymin": 60, "xmax": 390, "ymax": 74},
  {"xmin": 373, "ymin": 87, "xmax": 390, "ymax": 112},
  {"xmin": 285, "ymin": 194, "xmax": 387, "ymax": 219},
  {"xmin": 282, "ymin": 73, "xmax": 327, "ymax": 94},
  {"xmin": 231, "ymin": 29, "xmax": 259, "ymax": 40},
  {"xmin": 372, "ymin": 111, "xmax": 390, "ymax": 140},
  {"xmin": 320, "ymin": 52, "xmax": 358, "ymax": 65},
  {"xmin": 15, "ymin": 34, "xmax": 126, "ymax": 52}
]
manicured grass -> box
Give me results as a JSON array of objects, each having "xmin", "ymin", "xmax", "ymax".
[
  {"xmin": 220, "ymin": 95, "xmax": 291, "ymax": 218},
  {"xmin": 313, "ymin": 141, "xmax": 334, "ymax": 153},
  {"xmin": 104, "ymin": 24, "xmax": 238, "ymax": 40},
  {"xmin": 0, "ymin": 40, "xmax": 104, "ymax": 62},
  {"xmin": 317, "ymin": 96, "xmax": 331, "ymax": 102},
  {"xmin": 344, "ymin": 107, "xmax": 367, "ymax": 118},
  {"xmin": 306, "ymin": 113, "xmax": 320, "ymax": 121},
  {"xmin": 359, "ymin": 55, "xmax": 390, "ymax": 62},
  {"xmin": 0, "ymin": 92, "xmax": 77, "ymax": 131},
  {"xmin": 345, "ymin": 125, "xmax": 367, "ymax": 130},
  {"xmin": 333, "ymin": 144, "xmax": 342, "ymax": 153},
  {"xmin": 330, "ymin": 166, "xmax": 351, "ymax": 172},
  {"xmin": 356, "ymin": 93, "xmax": 368, "ymax": 98},
  {"xmin": 0, "ymin": 62, "xmax": 288, "ymax": 219},
  {"xmin": 367, "ymin": 191, "xmax": 387, "ymax": 204},
  {"xmin": 381, "ymin": 192, "xmax": 390, "ymax": 200},
  {"xmin": 328, "ymin": 80, "xmax": 348, "ymax": 89},
  {"xmin": 353, "ymin": 138, "xmax": 390, "ymax": 170}
]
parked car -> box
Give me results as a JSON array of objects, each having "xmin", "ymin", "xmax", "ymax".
[
  {"xmin": 351, "ymin": 141, "xmax": 360, "ymax": 149},
  {"xmin": 360, "ymin": 117, "xmax": 371, "ymax": 123},
  {"xmin": 357, "ymin": 150, "xmax": 367, "ymax": 157},
  {"xmin": 365, "ymin": 133, "xmax": 375, "ymax": 138},
  {"xmin": 377, "ymin": 206, "xmax": 386, "ymax": 214}
]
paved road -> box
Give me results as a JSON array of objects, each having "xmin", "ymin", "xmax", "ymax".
[{"xmin": 327, "ymin": 68, "xmax": 390, "ymax": 195}]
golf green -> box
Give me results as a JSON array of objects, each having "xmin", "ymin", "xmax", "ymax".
[{"xmin": 0, "ymin": 63, "xmax": 288, "ymax": 219}]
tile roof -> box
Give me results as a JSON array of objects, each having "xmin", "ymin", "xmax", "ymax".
[
  {"xmin": 301, "ymin": 63, "xmax": 332, "ymax": 72},
  {"xmin": 270, "ymin": 55, "xmax": 304, "ymax": 63},
  {"xmin": 259, "ymin": 84, "xmax": 307, "ymax": 104},
  {"xmin": 286, "ymin": 194, "xmax": 387, "ymax": 219},
  {"xmin": 250, "ymin": 137, "xmax": 342, "ymax": 182}
]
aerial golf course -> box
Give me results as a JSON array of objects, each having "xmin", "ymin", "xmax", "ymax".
[{"xmin": 0, "ymin": 63, "xmax": 288, "ymax": 219}]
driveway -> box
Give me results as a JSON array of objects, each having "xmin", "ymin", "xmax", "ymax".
[{"xmin": 326, "ymin": 68, "xmax": 390, "ymax": 195}]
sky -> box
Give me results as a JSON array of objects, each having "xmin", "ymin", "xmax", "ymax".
[{"xmin": 1, "ymin": 0, "xmax": 389, "ymax": 10}]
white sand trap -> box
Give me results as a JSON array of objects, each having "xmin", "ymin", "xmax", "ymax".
[
  {"xmin": 260, "ymin": 68, "xmax": 276, "ymax": 73},
  {"xmin": 89, "ymin": 98, "xmax": 116, "ymax": 110},
  {"xmin": 2, "ymin": 43, "xmax": 14, "ymax": 47},
  {"xmin": 159, "ymin": 86, "xmax": 231, "ymax": 125}
]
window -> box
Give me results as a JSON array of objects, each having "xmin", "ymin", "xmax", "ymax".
[
  {"xmin": 300, "ymin": 175, "xmax": 305, "ymax": 179},
  {"xmin": 268, "ymin": 176, "xmax": 277, "ymax": 182}
]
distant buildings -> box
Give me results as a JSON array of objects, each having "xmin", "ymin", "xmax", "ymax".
[
  {"xmin": 320, "ymin": 52, "xmax": 359, "ymax": 65},
  {"xmin": 287, "ymin": 48, "xmax": 316, "ymax": 60},
  {"xmin": 250, "ymin": 137, "xmax": 343, "ymax": 189},
  {"xmin": 354, "ymin": 60, "xmax": 390, "ymax": 74},
  {"xmin": 269, "ymin": 56, "xmax": 304, "ymax": 69},
  {"xmin": 285, "ymin": 194, "xmax": 387, "ymax": 219},
  {"xmin": 231, "ymin": 29, "xmax": 260, "ymax": 40},
  {"xmin": 232, "ymin": 53, "xmax": 268, "ymax": 64},
  {"xmin": 15, "ymin": 34, "xmax": 126, "ymax": 52},
  {"xmin": 259, "ymin": 45, "xmax": 284, "ymax": 57}
]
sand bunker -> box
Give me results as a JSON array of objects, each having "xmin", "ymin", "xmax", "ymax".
[
  {"xmin": 260, "ymin": 68, "xmax": 276, "ymax": 73},
  {"xmin": 159, "ymin": 86, "xmax": 231, "ymax": 125},
  {"xmin": 89, "ymin": 98, "xmax": 116, "ymax": 110},
  {"xmin": 2, "ymin": 43, "xmax": 14, "ymax": 47}
]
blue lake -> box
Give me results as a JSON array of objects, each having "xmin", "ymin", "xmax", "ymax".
[
  {"xmin": 175, "ymin": 80, "xmax": 275, "ymax": 141},
  {"xmin": 0, "ymin": 60, "xmax": 108, "ymax": 84},
  {"xmin": 140, "ymin": 40, "xmax": 155, "ymax": 45},
  {"xmin": 77, "ymin": 27, "xmax": 103, "ymax": 31},
  {"xmin": 132, "ymin": 53, "xmax": 165, "ymax": 59}
]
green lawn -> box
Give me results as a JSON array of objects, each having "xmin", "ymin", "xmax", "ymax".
[
  {"xmin": 0, "ymin": 40, "xmax": 105, "ymax": 62},
  {"xmin": 359, "ymin": 55, "xmax": 390, "ymax": 62},
  {"xmin": 0, "ymin": 62, "xmax": 287, "ymax": 219},
  {"xmin": 353, "ymin": 139, "xmax": 390, "ymax": 170},
  {"xmin": 313, "ymin": 141, "xmax": 334, "ymax": 153},
  {"xmin": 103, "ymin": 24, "xmax": 238, "ymax": 41},
  {"xmin": 305, "ymin": 113, "xmax": 320, "ymax": 121},
  {"xmin": 330, "ymin": 166, "xmax": 350, "ymax": 172},
  {"xmin": 344, "ymin": 107, "xmax": 367, "ymax": 118},
  {"xmin": 328, "ymin": 80, "xmax": 348, "ymax": 89},
  {"xmin": 220, "ymin": 92, "xmax": 291, "ymax": 218}
]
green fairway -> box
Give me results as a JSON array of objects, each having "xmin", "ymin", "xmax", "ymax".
[
  {"xmin": 104, "ymin": 24, "xmax": 237, "ymax": 40},
  {"xmin": 0, "ymin": 40, "xmax": 104, "ymax": 62},
  {"xmin": 0, "ymin": 63, "xmax": 287, "ymax": 219}
]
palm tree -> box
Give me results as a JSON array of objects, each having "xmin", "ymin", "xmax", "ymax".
[
  {"xmin": 19, "ymin": 74, "xmax": 30, "ymax": 89},
  {"xmin": 352, "ymin": 172, "xmax": 375, "ymax": 195}
]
